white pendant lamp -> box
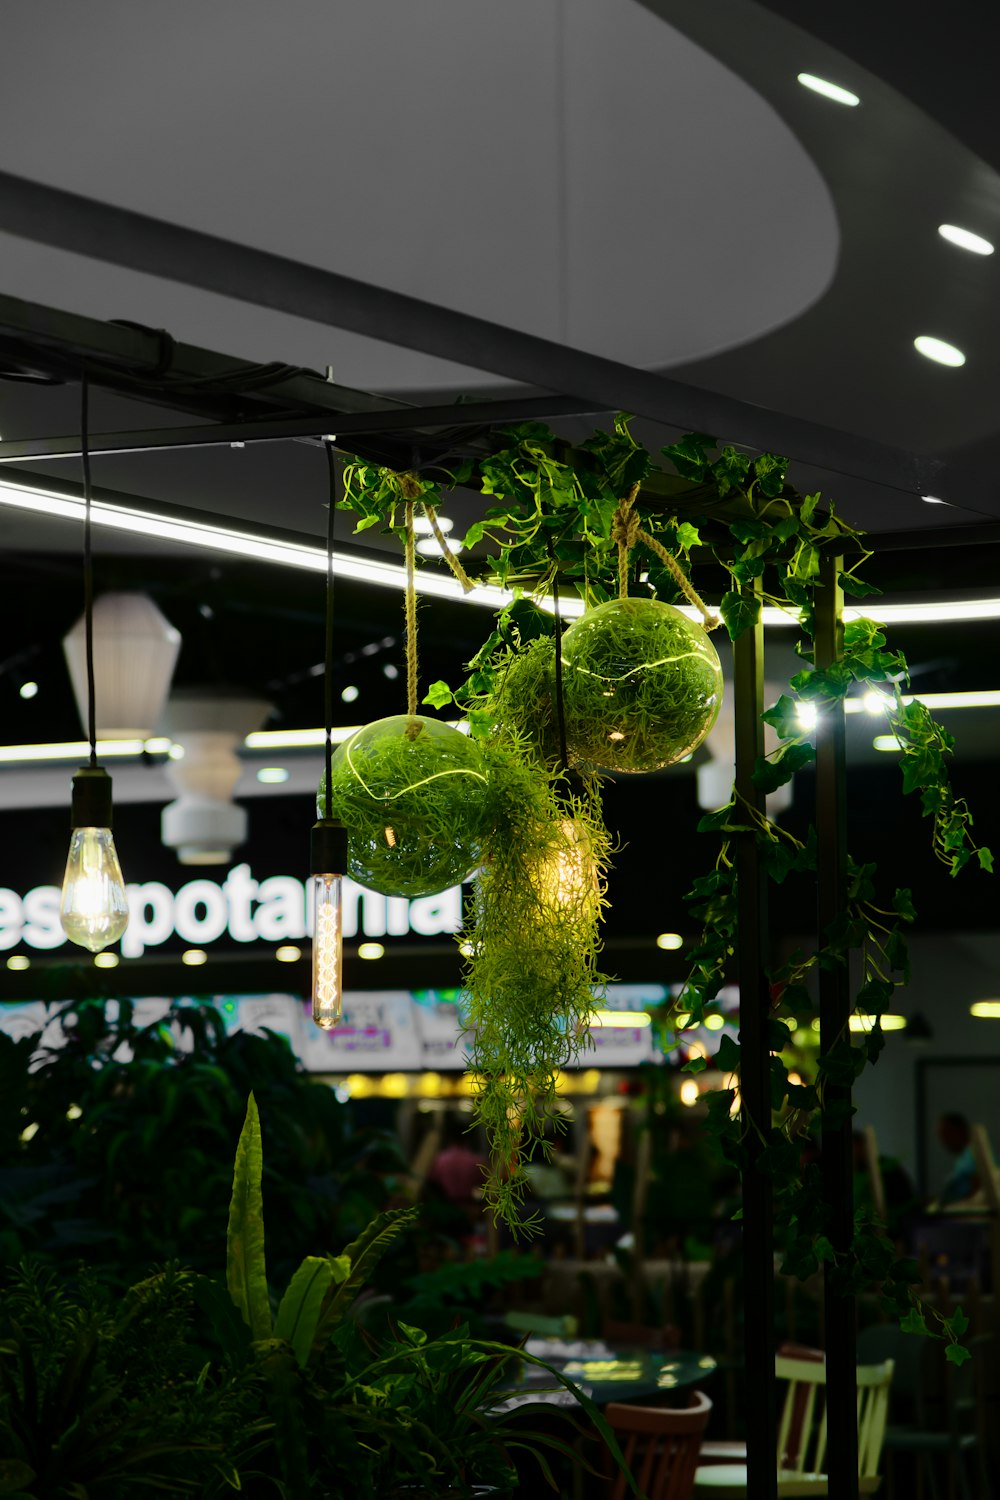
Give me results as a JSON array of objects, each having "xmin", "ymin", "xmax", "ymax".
[
  {"xmin": 160, "ymin": 691, "xmax": 271, "ymax": 865},
  {"xmin": 63, "ymin": 592, "xmax": 181, "ymax": 739}
]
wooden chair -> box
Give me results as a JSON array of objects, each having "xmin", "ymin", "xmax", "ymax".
[
  {"xmin": 698, "ymin": 1343, "xmax": 824, "ymax": 1467},
  {"xmin": 692, "ymin": 1356, "xmax": 894, "ymax": 1496},
  {"xmin": 605, "ymin": 1391, "xmax": 712, "ymax": 1500}
]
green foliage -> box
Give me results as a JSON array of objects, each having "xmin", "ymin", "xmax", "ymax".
[
  {"xmin": 227, "ymin": 1093, "xmax": 271, "ymax": 1342},
  {"xmin": 463, "ymin": 736, "xmax": 612, "ymax": 1231},
  {"xmin": 559, "ymin": 598, "xmax": 724, "ymax": 772},
  {"xmin": 0, "ymin": 999, "xmax": 402, "ymax": 1288},
  {"xmin": 322, "ymin": 713, "xmax": 491, "ymax": 898}
]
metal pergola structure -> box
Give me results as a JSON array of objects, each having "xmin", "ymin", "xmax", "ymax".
[{"xmin": 0, "ymin": 169, "xmax": 990, "ymax": 1500}]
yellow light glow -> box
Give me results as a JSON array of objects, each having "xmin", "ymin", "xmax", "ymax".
[
  {"xmin": 679, "ymin": 1078, "xmax": 700, "ymax": 1107},
  {"xmin": 311, "ymin": 874, "xmax": 343, "ymax": 1028},
  {"xmin": 19, "ymin": 1122, "xmax": 39, "ymax": 1143},
  {"xmin": 849, "ymin": 1014, "xmax": 907, "ymax": 1032},
  {"xmin": 530, "ymin": 819, "xmax": 599, "ymax": 914},
  {"xmin": 580, "ymin": 1068, "xmax": 601, "ymax": 1092},
  {"xmin": 381, "ymin": 1072, "xmax": 408, "ymax": 1098},
  {"xmin": 590, "ymin": 1010, "xmax": 652, "ymax": 1028},
  {"xmin": 182, "ymin": 949, "xmax": 208, "ymax": 966},
  {"xmin": 656, "ymin": 932, "xmax": 683, "ymax": 950},
  {"xmin": 672, "ymin": 1012, "xmax": 692, "ymax": 1029},
  {"xmin": 93, "ymin": 952, "xmax": 119, "ymax": 969},
  {"xmin": 143, "ymin": 736, "xmax": 173, "ymax": 754},
  {"xmin": 346, "ymin": 1073, "xmax": 374, "ymax": 1097},
  {"xmin": 421, "ymin": 1072, "xmax": 443, "ymax": 1097},
  {"xmin": 60, "ymin": 827, "xmax": 129, "ymax": 953},
  {"xmin": 358, "ymin": 942, "xmax": 385, "ymax": 960},
  {"xmin": 703, "ymin": 1013, "xmax": 725, "ymax": 1031},
  {"xmin": 873, "ymin": 735, "xmax": 905, "ymax": 752},
  {"xmin": 787, "ymin": 1071, "xmax": 804, "ymax": 1088},
  {"xmin": 275, "ymin": 945, "xmax": 302, "ymax": 963},
  {"xmin": 5, "ymin": 955, "xmax": 29, "ymax": 971},
  {"xmin": 970, "ymin": 1000, "xmax": 1000, "ymax": 1019},
  {"xmin": 66, "ymin": 1104, "xmax": 82, "ymax": 1120},
  {"xmin": 796, "ymin": 702, "xmax": 818, "ymax": 730}
]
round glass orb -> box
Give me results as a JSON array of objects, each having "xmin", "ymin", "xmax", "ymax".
[
  {"xmin": 559, "ymin": 597, "xmax": 723, "ymax": 773},
  {"xmin": 488, "ymin": 637, "xmax": 561, "ymax": 768},
  {"xmin": 321, "ymin": 714, "xmax": 489, "ymax": 897}
]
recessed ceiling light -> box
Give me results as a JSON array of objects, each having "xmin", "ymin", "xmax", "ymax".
[
  {"xmin": 914, "ymin": 335, "xmax": 966, "ymax": 367},
  {"xmin": 971, "ymin": 1000, "xmax": 1000, "ymax": 1018},
  {"xmin": 656, "ymin": 932, "xmax": 683, "ymax": 950},
  {"xmin": 921, "ymin": 495, "xmax": 947, "ymax": 505},
  {"xmin": 275, "ymin": 945, "xmax": 302, "ymax": 963},
  {"xmin": 938, "ymin": 224, "xmax": 994, "ymax": 256},
  {"xmin": 412, "ymin": 514, "xmax": 454, "ymax": 535},
  {"xmin": 182, "ymin": 949, "xmax": 208, "ymax": 966},
  {"xmin": 341, "ymin": 685, "xmax": 359, "ymax": 703},
  {"xmin": 797, "ymin": 73, "xmax": 860, "ymax": 107},
  {"xmin": 873, "ymin": 734, "xmax": 905, "ymax": 752},
  {"xmin": 849, "ymin": 1014, "xmax": 907, "ymax": 1032},
  {"xmin": 18, "ymin": 681, "xmax": 38, "ymax": 700},
  {"xmin": 358, "ymin": 942, "xmax": 385, "ymax": 960},
  {"xmin": 256, "ymin": 766, "xmax": 289, "ymax": 784},
  {"xmin": 416, "ymin": 537, "xmax": 464, "ymax": 560}
]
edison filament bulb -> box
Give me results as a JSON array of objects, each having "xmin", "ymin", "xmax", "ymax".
[
  {"xmin": 311, "ymin": 872, "xmax": 344, "ymax": 1028},
  {"xmin": 60, "ymin": 768, "xmax": 129, "ymax": 954}
]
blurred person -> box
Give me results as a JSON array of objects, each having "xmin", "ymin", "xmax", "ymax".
[
  {"xmin": 428, "ymin": 1114, "xmax": 485, "ymax": 1207},
  {"xmin": 935, "ymin": 1112, "xmax": 979, "ymax": 1206}
]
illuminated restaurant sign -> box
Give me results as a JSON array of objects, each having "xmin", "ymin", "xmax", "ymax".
[{"xmin": 0, "ymin": 864, "xmax": 462, "ymax": 957}]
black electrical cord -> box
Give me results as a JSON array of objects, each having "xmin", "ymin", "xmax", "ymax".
[
  {"xmin": 80, "ymin": 372, "xmax": 97, "ymax": 768},
  {"xmin": 323, "ymin": 442, "xmax": 338, "ymax": 818}
]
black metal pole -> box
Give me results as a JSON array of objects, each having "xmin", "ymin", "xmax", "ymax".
[
  {"xmin": 815, "ymin": 553, "xmax": 858, "ymax": 1497},
  {"xmin": 734, "ymin": 579, "xmax": 777, "ymax": 1500}
]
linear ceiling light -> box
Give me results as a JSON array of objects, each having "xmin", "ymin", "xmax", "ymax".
[
  {"xmin": 938, "ymin": 224, "xmax": 994, "ymax": 256},
  {"xmin": 796, "ymin": 73, "xmax": 860, "ymax": 107},
  {"xmin": 1, "ymin": 475, "xmax": 998, "ymax": 631}
]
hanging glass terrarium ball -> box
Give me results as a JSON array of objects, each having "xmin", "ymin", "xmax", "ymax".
[
  {"xmin": 559, "ymin": 597, "xmax": 723, "ymax": 773},
  {"xmin": 321, "ymin": 714, "xmax": 489, "ymax": 898}
]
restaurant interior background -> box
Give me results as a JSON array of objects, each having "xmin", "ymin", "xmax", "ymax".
[{"xmin": 2, "ymin": 1, "xmax": 1000, "ymax": 1496}]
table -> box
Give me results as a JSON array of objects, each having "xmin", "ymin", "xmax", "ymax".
[{"xmin": 499, "ymin": 1339, "xmax": 717, "ymax": 1410}]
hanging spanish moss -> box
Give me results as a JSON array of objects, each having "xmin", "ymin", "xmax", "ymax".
[{"xmin": 463, "ymin": 732, "xmax": 612, "ymax": 1232}]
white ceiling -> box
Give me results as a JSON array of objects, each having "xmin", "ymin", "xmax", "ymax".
[{"xmin": 0, "ymin": 0, "xmax": 837, "ymax": 390}]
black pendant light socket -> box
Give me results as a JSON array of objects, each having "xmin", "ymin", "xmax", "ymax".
[
  {"xmin": 70, "ymin": 764, "xmax": 114, "ymax": 829},
  {"xmin": 311, "ymin": 817, "xmax": 348, "ymax": 877}
]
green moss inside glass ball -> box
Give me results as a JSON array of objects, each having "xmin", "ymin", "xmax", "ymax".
[
  {"xmin": 559, "ymin": 597, "xmax": 723, "ymax": 773},
  {"xmin": 320, "ymin": 714, "xmax": 490, "ymax": 897},
  {"xmin": 487, "ymin": 636, "xmax": 561, "ymax": 769}
]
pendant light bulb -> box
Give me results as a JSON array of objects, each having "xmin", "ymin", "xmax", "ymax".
[
  {"xmin": 311, "ymin": 820, "xmax": 347, "ymax": 1029},
  {"xmin": 60, "ymin": 767, "xmax": 129, "ymax": 953}
]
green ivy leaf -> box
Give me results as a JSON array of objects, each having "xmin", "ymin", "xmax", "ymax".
[
  {"xmin": 675, "ymin": 521, "xmax": 701, "ymax": 550},
  {"xmin": 661, "ymin": 433, "xmax": 716, "ymax": 481},
  {"xmin": 978, "ymin": 848, "xmax": 994, "ymax": 873},
  {"xmin": 715, "ymin": 1034, "xmax": 741, "ymax": 1073},
  {"xmin": 892, "ymin": 888, "xmax": 917, "ymax": 922},
  {"xmin": 682, "ymin": 1055, "xmax": 708, "ymax": 1075},
  {"xmin": 720, "ymin": 591, "xmax": 761, "ymax": 641},
  {"xmin": 949, "ymin": 1305, "xmax": 970, "ymax": 1337},
  {"xmin": 752, "ymin": 743, "xmax": 816, "ymax": 792},
  {"xmin": 945, "ymin": 1342, "xmax": 972, "ymax": 1366},
  {"xmin": 422, "ymin": 681, "xmax": 454, "ymax": 710},
  {"xmin": 761, "ymin": 694, "xmax": 803, "ymax": 741}
]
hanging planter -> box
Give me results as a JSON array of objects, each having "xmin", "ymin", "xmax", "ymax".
[
  {"xmin": 559, "ymin": 596, "xmax": 723, "ymax": 773},
  {"xmin": 322, "ymin": 714, "xmax": 489, "ymax": 897}
]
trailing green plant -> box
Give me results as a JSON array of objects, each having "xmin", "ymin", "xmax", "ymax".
[
  {"xmin": 460, "ymin": 735, "xmax": 613, "ymax": 1230},
  {"xmin": 338, "ymin": 419, "xmax": 989, "ymax": 1356}
]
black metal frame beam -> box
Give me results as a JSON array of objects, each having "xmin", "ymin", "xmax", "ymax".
[
  {"xmin": 734, "ymin": 579, "xmax": 778, "ymax": 1500},
  {"xmin": 0, "ymin": 169, "xmax": 995, "ymax": 511},
  {"xmin": 816, "ymin": 553, "xmax": 859, "ymax": 1498},
  {"xmin": 0, "ymin": 394, "xmax": 605, "ymax": 464}
]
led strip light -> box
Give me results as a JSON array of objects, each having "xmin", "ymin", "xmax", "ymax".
[{"xmin": 2, "ymin": 474, "xmax": 999, "ymax": 628}]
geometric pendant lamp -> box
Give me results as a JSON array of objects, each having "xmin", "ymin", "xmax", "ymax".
[{"xmin": 63, "ymin": 591, "xmax": 181, "ymax": 739}]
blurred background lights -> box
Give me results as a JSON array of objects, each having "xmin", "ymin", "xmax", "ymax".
[
  {"xmin": 18, "ymin": 681, "xmax": 38, "ymax": 699},
  {"xmin": 656, "ymin": 932, "xmax": 683, "ymax": 950},
  {"xmin": 256, "ymin": 766, "xmax": 289, "ymax": 784},
  {"xmin": 182, "ymin": 949, "xmax": 208, "ymax": 966},
  {"xmin": 275, "ymin": 945, "xmax": 301, "ymax": 963},
  {"xmin": 358, "ymin": 941, "xmax": 385, "ymax": 960}
]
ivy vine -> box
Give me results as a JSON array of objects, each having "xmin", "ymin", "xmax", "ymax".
[{"xmin": 337, "ymin": 418, "xmax": 989, "ymax": 1356}]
